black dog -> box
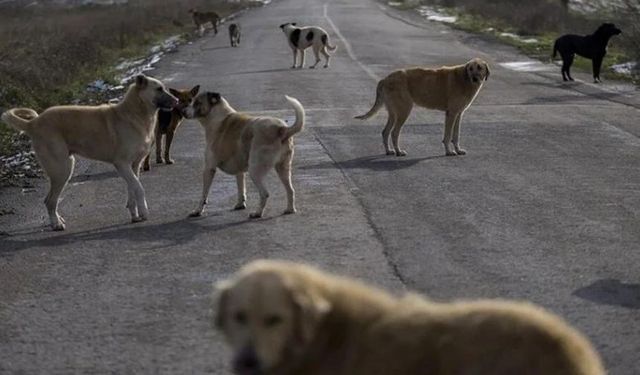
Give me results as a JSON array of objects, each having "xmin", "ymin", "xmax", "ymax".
[{"xmin": 553, "ymin": 23, "xmax": 621, "ymax": 83}]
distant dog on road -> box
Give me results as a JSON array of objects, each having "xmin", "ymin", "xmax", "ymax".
[
  {"xmin": 143, "ymin": 85, "xmax": 200, "ymax": 171},
  {"xmin": 215, "ymin": 260, "xmax": 605, "ymax": 375},
  {"xmin": 279, "ymin": 22, "xmax": 337, "ymax": 69},
  {"xmin": 1, "ymin": 75, "xmax": 178, "ymax": 230},
  {"xmin": 189, "ymin": 8, "xmax": 220, "ymax": 35},
  {"xmin": 182, "ymin": 92, "xmax": 305, "ymax": 218},
  {"xmin": 356, "ymin": 58, "xmax": 490, "ymax": 157},
  {"xmin": 553, "ymin": 23, "xmax": 622, "ymax": 83},
  {"xmin": 228, "ymin": 23, "xmax": 241, "ymax": 47}
]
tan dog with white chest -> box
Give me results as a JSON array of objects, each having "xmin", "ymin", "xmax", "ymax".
[
  {"xmin": 182, "ymin": 93, "xmax": 305, "ymax": 218},
  {"xmin": 1, "ymin": 75, "xmax": 177, "ymax": 230},
  {"xmin": 214, "ymin": 260, "xmax": 605, "ymax": 375},
  {"xmin": 356, "ymin": 58, "xmax": 490, "ymax": 157}
]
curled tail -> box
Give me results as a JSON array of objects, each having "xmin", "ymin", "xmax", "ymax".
[
  {"xmin": 1, "ymin": 108, "xmax": 39, "ymax": 133},
  {"xmin": 321, "ymin": 34, "xmax": 338, "ymax": 52},
  {"xmin": 552, "ymin": 39, "xmax": 559, "ymax": 59},
  {"xmin": 355, "ymin": 81, "xmax": 384, "ymax": 120},
  {"xmin": 282, "ymin": 95, "xmax": 305, "ymax": 140}
]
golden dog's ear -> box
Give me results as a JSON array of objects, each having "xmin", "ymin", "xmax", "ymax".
[
  {"xmin": 190, "ymin": 85, "xmax": 201, "ymax": 97},
  {"xmin": 213, "ymin": 280, "xmax": 232, "ymax": 329},
  {"xmin": 291, "ymin": 288, "xmax": 331, "ymax": 344},
  {"xmin": 135, "ymin": 75, "xmax": 148, "ymax": 88}
]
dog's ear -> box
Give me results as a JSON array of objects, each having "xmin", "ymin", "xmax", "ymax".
[
  {"xmin": 213, "ymin": 280, "xmax": 232, "ymax": 329},
  {"xmin": 190, "ymin": 85, "xmax": 201, "ymax": 97},
  {"xmin": 135, "ymin": 75, "xmax": 148, "ymax": 88},
  {"xmin": 207, "ymin": 92, "xmax": 221, "ymax": 105},
  {"xmin": 169, "ymin": 88, "xmax": 180, "ymax": 97},
  {"xmin": 279, "ymin": 23, "xmax": 287, "ymax": 29},
  {"xmin": 290, "ymin": 285, "xmax": 331, "ymax": 345}
]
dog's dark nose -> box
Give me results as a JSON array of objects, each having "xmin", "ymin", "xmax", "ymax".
[{"xmin": 232, "ymin": 346, "xmax": 261, "ymax": 374}]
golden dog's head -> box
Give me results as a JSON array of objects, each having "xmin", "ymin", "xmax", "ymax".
[
  {"xmin": 214, "ymin": 261, "xmax": 331, "ymax": 375},
  {"xmin": 181, "ymin": 91, "xmax": 224, "ymax": 119},
  {"xmin": 133, "ymin": 74, "xmax": 179, "ymax": 111},
  {"xmin": 465, "ymin": 58, "xmax": 490, "ymax": 84}
]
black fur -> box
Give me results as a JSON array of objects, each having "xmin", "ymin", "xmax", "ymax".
[
  {"xmin": 553, "ymin": 23, "xmax": 621, "ymax": 83},
  {"xmin": 321, "ymin": 34, "xmax": 328, "ymax": 46},
  {"xmin": 290, "ymin": 28, "xmax": 301, "ymax": 48},
  {"xmin": 157, "ymin": 110, "xmax": 173, "ymax": 134},
  {"xmin": 306, "ymin": 31, "xmax": 314, "ymax": 42}
]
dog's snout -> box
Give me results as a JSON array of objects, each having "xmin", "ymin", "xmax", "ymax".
[{"xmin": 233, "ymin": 346, "xmax": 261, "ymax": 374}]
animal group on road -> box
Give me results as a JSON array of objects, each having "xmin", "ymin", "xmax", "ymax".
[{"xmin": 0, "ymin": 5, "xmax": 620, "ymax": 375}]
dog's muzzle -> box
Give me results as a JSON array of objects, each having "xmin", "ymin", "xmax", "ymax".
[
  {"xmin": 181, "ymin": 107, "xmax": 195, "ymax": 119},
  {"xmin": 155, "ymin": 94, "xmax": 179, "ymax": 111},
  {"xmin": 232, "ymin": 346, "xmax": 262, "ymax": 375}
]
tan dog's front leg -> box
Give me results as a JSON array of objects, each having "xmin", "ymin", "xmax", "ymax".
[
  {"xmin": 299, "ymin": 49, "xmax": 306, "ymax": 69},
  {"xmin": 116, "ymin": 162, "xmax": 148, "ymax": 222},
  {"xmin": 451, "ymin": 113, "xmax": 466, "ymax": 155},
  {"xmin": 443, "ymin": 112, "xmax": 458, "ymax": 156},
  {"xmin": 191, "ymin": 150, "xmax": 217, "ymax": 217},
  {"xmin": 234, "ymin": 173, "xmax": 247, "ymax": 210}
]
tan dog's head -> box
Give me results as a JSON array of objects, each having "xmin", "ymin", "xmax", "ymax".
[
  {"xmin": 214, "ymin": 261, "xmax": 331, "ymax": 375},
  {"xmin": 181, "ymin": 91, "xmax": 225, "ymax": 119},
  {"xmin": 464, "ymin": 58, "xmax": 490, "ymax": 84},
  {"xmin": 133, "ymin": 75, "xmax": 179, "ymax": 111},
  {"xmin": 168, "ymin": 85, "xmax": 200, "ymax": 113}
]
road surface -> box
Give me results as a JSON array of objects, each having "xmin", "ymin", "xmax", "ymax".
[{"xmin": 1, "ymin": 0, "xmax": 639, "ymax": 373}]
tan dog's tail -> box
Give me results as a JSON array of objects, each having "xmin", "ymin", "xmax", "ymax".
[
  {"xmin": 355, "ymin": 81, "xmax": 383, "ymax": 120},
  {"xmin": 282, "ymin": 95, "xmax": 305, "ymax": 140},
  {"xmin": 1, "ymin": 108, "xmax": 39, "ymax": 133}
]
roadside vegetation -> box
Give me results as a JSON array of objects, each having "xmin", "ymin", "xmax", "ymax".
[
  {"xmin": 0, "ymin": 0, "xmax": 261, "ymax": 186},
  {"xmin": 389, "ymin": 0, "xmax": 640, "ymax": 83}
]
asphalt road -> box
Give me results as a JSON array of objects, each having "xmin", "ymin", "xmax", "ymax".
[{"xmin": 1, "ymin": 0, "xmax": 639, "ymax": 373}]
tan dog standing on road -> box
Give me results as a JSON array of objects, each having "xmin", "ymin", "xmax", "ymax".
[
  {"xmin": 1, "ymin": 75, "xmax": 178, "ymax": 230},
  {"xmin": 356, "ymin": 58, "xmax": 490, "ymax": 156},
  {"xmin": 189, "ymin": 8, "xmax": 220, "ymax": 34},
  {"xmin": 215, "ymin": 260, "xmax": 605, "ymax": 375},
  {"xmin": 143, "ymin": 85, "xmax": 200, "ymax": 171},
  {"xmin": 182, "ymin": 92, "xmax": 305, "ymax": 218}
]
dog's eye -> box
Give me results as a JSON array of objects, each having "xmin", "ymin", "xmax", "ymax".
[
  {"xmin": 264, "ymin": 315, "xmax": 283, "ymax": 327},
  {"xmin": 234, "ymin": 311, "xmax": 247, "ymax": 325}
]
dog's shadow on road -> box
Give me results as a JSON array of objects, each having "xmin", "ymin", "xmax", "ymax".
[
  {"xmin": 230, "ymin": 67, "xmax": 303, "ymax": 76},
  {"xmin": 519, "ymin": 81, "xmax": 624, "ymax": 105},
  {"xmin": 0, "ymin": 215, "xmax": 255, "ymax": 257},
  {"xmin": 302, "ymin": 154, "xmax": 446, "ymax": 172},
  {"xmin": 573, "ymin": 278, "xmax": 640, "ymax": 309}
]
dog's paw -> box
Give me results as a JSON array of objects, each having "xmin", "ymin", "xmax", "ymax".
[
  {"xmin": 283, "ymin": 208, "xmax": 296, "ymax": 215},
  {"xmin": 249, "ymin": 212, "xmax": 263, "ymax": 219},
  {"xmin": 445, "ymin": 151, "xmax": 458, "ymax": 156},
  {"xmin": 385, "ymin": 150, "xmax": 396, "ymax": 156},
  {"xmin": 189, "ymin": 211, "xmax": 203, "ymax": 218},
  {"xmin": 131, "ymin": 216, "xmax": 145, "ymax": 223},
  {"xmin": 156, "ymin": 158, "xmax": 164, "ymax": 164},
  {"xmin": 309, "ymin": 66, "xmax": 316, "ymax": 69},
  {"xmin": 234, "ymin": 202, "xmax": 247, "ymax": 210},
  {"xmin": 165, "ymin": 159, "xmax": 175, "ymax": 165},
  {"xmin": 52, "ymin": 222, "xmax": 66, "ymax": 231},
  {"xmin": 395, "ymin": 150, "xmax": 407, "ymax": 157},
  {"xmin": 455, "ymin": 148, "xmax": 467, "ymax": 155},
  {"xmin": 324, "ymin": 65, "xmax": 329, "ymax": 68}
]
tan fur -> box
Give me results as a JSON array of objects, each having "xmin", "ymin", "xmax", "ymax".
[
  {"xmin": 356, "ymin": 58, "xmax": 490, "ymax": 156},
  {"xmin": 183, "ymin": 93, "xmax": 305, "ymax": 218},
  {"xmin": 0, "ymin": 75, "xmax": 177, "ymax": 230},
  {"xmin": 215, "ymin": 260, "xmax": 605, "ymax": 375},
  {"xmin": 189, "ymin": 8, "xmax": 220, "ymax": 34}
]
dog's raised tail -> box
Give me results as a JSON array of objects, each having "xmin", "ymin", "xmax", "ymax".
[
  {"xmin": 1, "ymin": 108, "xmax": 39, "ymax": 133},
  {"xmin": 355, "ymin": 81, "xmax": 384, "ymax": 120},
  {"xmin": 283, "ymin": 95, "xmax": 305, "ymax": 140},
  {"xmin": 322, "ymin": 34, "xmax": 338, "ymax": 52}
]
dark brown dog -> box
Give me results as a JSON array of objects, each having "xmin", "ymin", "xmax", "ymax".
[
  {"xmin": 189, "ymin": 8, "xmax": 220, "ymax": 34},
  {"xmin": 143, "ymin": 85, "xmax": 199, "ymax": 171}
]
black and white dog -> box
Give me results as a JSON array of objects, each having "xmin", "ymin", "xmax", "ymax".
[
  {"xmin": 553, "ymin": 23, "xmax": 622, "ymax": 83},
  {"xmin": 279, "ymin": 22, "xmax": 338, "ymax": 69},
  {"xmin": 229, "ymin": 23, "xmax": 241, "ymax": 47}
]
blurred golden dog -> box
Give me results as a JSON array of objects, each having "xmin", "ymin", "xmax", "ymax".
[
  {"xmin": 356, "ymin": 58, "xmax": 490, "ymax": 157},
  {"xmin": 214, "ymin": 260, "xmax": 604, "ymax": 375}
]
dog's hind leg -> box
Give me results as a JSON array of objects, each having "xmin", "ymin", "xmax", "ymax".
[
  {"xmin": 234, "ymin": 173, "xmax": 247, "ymax": 210},
  {"xmin": 562, "ymin": 54, "xmax": 575, "ymax": 81},
  {"xmin": 593, "ymin": 56, "xmax": 603, "ymax": 83},
  {"xmin": 452, "ymin": 112, "xmax": 466, "ymax": 155},
  {"xmin": 155, "ymin": 131, "xmax": 164, "ymax": 164},
  {"xmin": 37, "ymin": 145, "xmax": 74, "ymax": 231},
  {"xmin": 390, "ymin": 103, "xmax": 412, "ymax": 157},
  {"xmin": 248, "ymin": 167, "xmax": 270, "ymax": 219},
  {"xmin": 443, "ymin": 111, "xmax": 458, "ymax": 156},
  {"xmin": 276, "ymin": 152, "xmax": 296, "ymax": 214},
  {"xmin": 191, "ymin": 149, "xmax": 217, "ymax": 217},
  {"xmin": 291, "ymin": 48, "xmax": 298, "ymax": 69},
  {"xmin": 115, "ymin": 162, "xmax": 148, "ymax": 222},
  {"xmin": 321, "ymin": 46, "xmax": 331, "ymax": 68},
  {"xmin": 382, "ymin": 111, "xmax": 396, "ymax": 155},
  {"xmin": 299, "ymin": 49, "xmax": 306, "ymax": 69},
  {"xmin": 310, "ymin": 45, "xmax": 322, "ymax": 69}
]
